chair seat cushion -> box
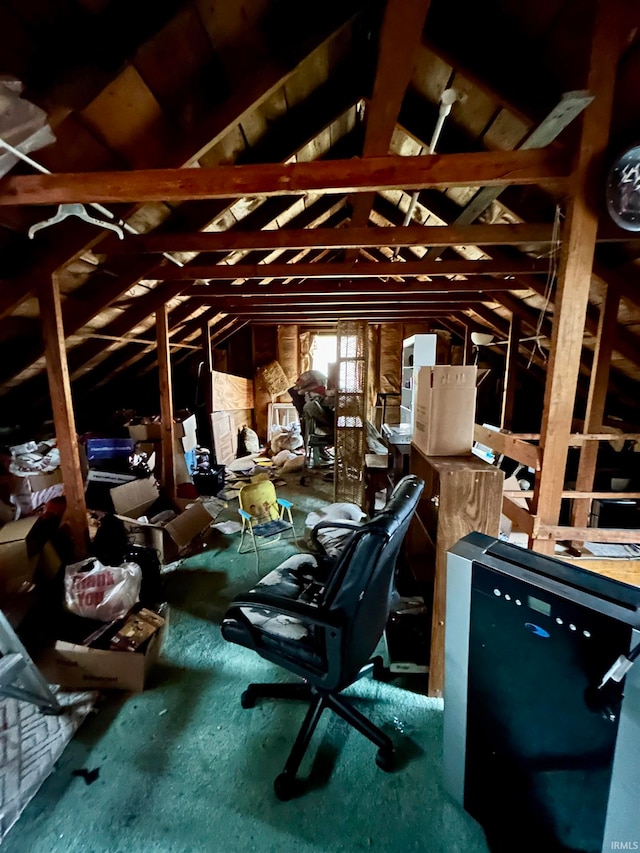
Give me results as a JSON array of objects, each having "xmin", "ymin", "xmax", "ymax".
[
  {"xmin": 252, "ymin": 518, "xmax": 291, "ymax": 538},
  {"xmin": 222, "ymin": 554, "xmax": 326, "ymax": 667}
]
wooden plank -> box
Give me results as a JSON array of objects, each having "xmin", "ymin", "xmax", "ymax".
[
  {"xmin": 156, "ymin": 257, "xmax": 548, "ymax": 281},
  {"xmin": 157, "ymin": 304, "xmax": 176, "ymax": 500},
  {"xmin": 474, "ymin": 424, "xmax": 541, "ymax": 470},
  {"xmin": 0, "ymin": 149, "xmax": 570, "ymax": 206},
  {"xmin": 506, "ymin": 491, "xmax": 640, "ymax": 500},
  {"xmin": 182, "ymin": 277, "xmax": 525, "ymax": 295},
  {"xmin": 500, "ymin": 314, "xmax": 520, "ymax": 430},
  {"xmin": 559, "ymin": 558, "xmax": 640, "ymax": 587},
  {"xmin": 211, "ymin": 371, "xmax": 254, "ymax": 410},
  {"xmin": 571, "ymin": 285, "xmax": 620, "ymax": 531},
  {"xmin": 502, "ymin": 495, "xmax": 534, "ymax": 535},
  {"xmin": 106, "ymin": 222, "xmax": 559, "ymax": 253},
  {"xmin": 537, "ymin": 526, "xmax": 640, "ymax": 544},
  {"xmin": 531, "ymin": 0, "xmax": 625, "ymax": 555},
  {"xmin": 38, "ymin": 273, "xmax": 88, "ymax": 559}
]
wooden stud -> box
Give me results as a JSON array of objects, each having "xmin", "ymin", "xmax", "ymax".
[
  {"xmin": 38, "ymin": 273, "xmax": 89, "ymax": 559},
  {"xmin": 157, "ymin": 303, "xmax": 176, "ymax": 500},
  {"xmin": 570, "ymin": 285, "xmax": 621, "ymax": 537},
  {"xmin": 501, "ymin": 314, "xmax": 520, "ymax": 430},
  {"xmin": 531, "ymin": 0, "xmax": 626, "ymax": 555}
]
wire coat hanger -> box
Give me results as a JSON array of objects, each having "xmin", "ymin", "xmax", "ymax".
[{"xmin": 28, "ymin": 203, "xmax": 125, "ymax": 239}]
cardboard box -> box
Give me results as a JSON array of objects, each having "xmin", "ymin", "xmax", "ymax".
[
  {"xmin": 37, "ymin": 614, "xmax": 167, "ymax": 692},
  {"xmin": 413, "ymin": 366, "xmax": 478, "ymax": 456},
  {"xmin": 126, "ymin": 414, "xmax": 198, "ymax": 453},
  {"xmin": 110, "ymin": 477, "xmax": 213, "ymax": 563},
  {"xmin": 13, "ymin": 469, "xmax": 64, "ymax": 515},
  {"xmin": 0, "ymin": 516, "xmax": 41, "ymax": 601}
]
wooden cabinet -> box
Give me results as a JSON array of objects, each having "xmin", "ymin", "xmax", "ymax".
[{"xmin": 408, "ymin": 444, "xmax": 504, "ymax": 697}]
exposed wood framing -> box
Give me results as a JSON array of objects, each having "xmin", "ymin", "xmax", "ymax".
[
  {"xmin": 0, "ymin": 150, "xmax": 570, "ymax": 205},
  {"xmin": 157, "ymin": 304, "xmax": 176, "ymax": 500},
  {"xmin": 38, "ymin": 273, "xmax": 89, "ymax": 558},
  {"xmin": 530, "ymin": 0, "xmax": 625, "ymax": 555}
]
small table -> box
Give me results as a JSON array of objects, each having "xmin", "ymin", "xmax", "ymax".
[
  {"xmin": 382, "ymin": 429, "xmax": 411, "ymax": 489},
  {"xmin": 364, "ymin": 453, "xmax": 390, "ymax": 515}
]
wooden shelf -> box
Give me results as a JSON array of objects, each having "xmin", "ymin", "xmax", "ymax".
[{"xmin": 408, "ymin": 444, "xmax": 504, "ymax": 697}]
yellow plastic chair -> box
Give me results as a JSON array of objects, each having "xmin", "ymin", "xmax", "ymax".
[{"xmin": 237, "ymin": 479, "xmax": 297, "ymax": 569}]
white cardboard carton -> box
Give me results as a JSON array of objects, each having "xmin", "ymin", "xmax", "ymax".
[{"xmin": 413, "ymin": 366, "xmax": 478, "ymax": 457}]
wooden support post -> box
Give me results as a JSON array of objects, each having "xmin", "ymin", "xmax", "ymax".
[
  {"xmin": 200, "ymin": 318, "xmax": 214, "ymax": 449},
  {"xmin": 463, "ymin": 323, "xmax": 472, "ymax": 366},
  {"xmin": 530, "ymin": 0, "xmax": 625, "ymax": 555},
  {"xmin": 501, "ymin": 314, "xmax": 520, "ymax": 430},
  {"xmin": 157, "ymin": 304, "xmax": 176, "ymax": 500},
  {"xmin": 38, "ymin": 274, "xmax": 89, "ymax": 559},
  {"xmin": 570, "ymin": 285, "xmax": 620, "ymax": 536}
]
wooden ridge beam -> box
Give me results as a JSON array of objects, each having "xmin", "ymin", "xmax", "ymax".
[{"xmin": 0, "ymin": 150, "xmax": 570, "ymax": 206}]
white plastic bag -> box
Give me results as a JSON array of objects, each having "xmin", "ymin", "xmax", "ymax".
[{"xmin": 64, "ymin": 558, "xmax": 142, "ymax": 622}]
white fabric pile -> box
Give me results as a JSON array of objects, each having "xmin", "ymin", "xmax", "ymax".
[{"xmin": 304, "ymin": 502, "xmax": 366, "ymax": 557}]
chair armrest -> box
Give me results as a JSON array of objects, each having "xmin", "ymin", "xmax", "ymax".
[
  {"xmin": 238, "ymin": 508, "xmax": 251, "ymax": 520},
  {"xmin": 228, "ymin": 589, "xmax": 341, "ymax": 631},
  {"xmin": 277, "ymin": 497, "xmax": 293, "ymax": 509}
]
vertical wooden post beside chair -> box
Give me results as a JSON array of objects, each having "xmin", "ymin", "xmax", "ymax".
[
  {"xmin": 221, "ymin": 474, "xmax": 425, "ymax": 800},
  {"xmin": 237, "ymin": 479, "xmax": 297, "ymax": 572}
]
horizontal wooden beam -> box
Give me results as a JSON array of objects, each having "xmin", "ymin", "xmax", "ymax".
[
  {"xmin": 178, "ymin": 277, "xmax": 525, "ymax": 296},
  {"xmin": 474, "ymin": 423, "xmax": 542, "ymax": 470},
  {"xmin": 106, "ymin": 223, "xmax": 558, "ymax": 253},
  {"xmin": 535, "ymin": 525, "xmax": 640, "ymax": 544},
  {"xmin": 501, "ymin": 496, "xmax": 535, "ymax": 535},
  {"xmin": 505, "ymin": 490, "xmax": 640, "ymax": 500},
  {"xmin": 155, "ymin": 258, "xmax": 547, "ymax": 281},
  {"xmin": 0, "ymin": 150, "xmax": 570, "ymax": 206},
  {"xmin": 207, "ymin": 307, "xmax": 462, "ymax": 316},
  {"xmin": 104, "ymin": 220, "xmax": 640, "ymax": 254},
  {"xmin": 189, "ymin": 291, "xmax": 487, "ymax": 305}
]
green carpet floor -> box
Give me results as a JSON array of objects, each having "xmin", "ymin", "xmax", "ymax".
[{"xmin": 3, "ymin": 477, "xmax": 490, "ymax": 853}]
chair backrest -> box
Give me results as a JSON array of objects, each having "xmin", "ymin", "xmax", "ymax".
[
  {"xmin": 319, "ymin": 474, "xmax": 424, "ymax": 690},
  {"xmin": 238, "ymin": 479, "xmax": 279, "ymax": 522}
]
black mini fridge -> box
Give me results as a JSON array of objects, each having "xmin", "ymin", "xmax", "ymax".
[{"xmin": 443, "ymin": 532, "xmax": 640, "ymax": 853}]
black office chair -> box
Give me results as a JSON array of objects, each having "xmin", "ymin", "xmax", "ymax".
[{"xmin": 221, "ymin": 474, "xmax": 424, "ymax": 800}]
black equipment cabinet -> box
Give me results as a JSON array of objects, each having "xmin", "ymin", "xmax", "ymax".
[{"xmin": 444, "ymin": 533, "xmax": 640, "ymax": 853}]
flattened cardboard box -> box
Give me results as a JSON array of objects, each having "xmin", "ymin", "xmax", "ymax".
[
  {"xmin": 110, "ymin": 477, "xmax": 212, "ymax": 563},
  {"xmin": 413, "ymin": 365, "xmax": 478, "ymax": 457},
  {"xmin": 37, "ymin": 615, "xmax": 167, "ymax": 692}
]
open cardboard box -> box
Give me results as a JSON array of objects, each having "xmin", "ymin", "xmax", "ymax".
[
  {"xmin": 37, "ymin": 610, "xmax": 168, "ymax": 692},
  {"xmin": 126, "ymin": 413, "xmax": 198, "ymax": 453},
  {"xmin": 110, "ymin": 477, "xmax": 213, "ymax": 564},
  {"xmin": 0, "ymin": 516, "xmax": 43, "ymax": 603}
]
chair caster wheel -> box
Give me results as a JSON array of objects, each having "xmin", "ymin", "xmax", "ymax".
[
  {"xmin": 375, "ymin": 747, "xmax": 395, "ymax": 772},
  {"xmin": 241, "ymin": 689, "xmax": 256, "ymax": 709},
  {"xmin": 372, "ymin": 655, "xmax": 392, "ymax": 682},
  {"xmin": 274, "ymin": 773, "xmax": 298, "ymax": 801}
]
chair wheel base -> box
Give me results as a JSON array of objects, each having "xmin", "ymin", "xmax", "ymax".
[
  {"xmin": 375, "ymin": 747, "xmax": 395, "ymax": 772},
  {"xmin": 372, "ymin": 655, "xmax": 392, "ymax": 682},
  {"xmin": 274, "ymin": 772, "xmax": 300, "ymax": 801},
  {"xmin": 241, "ymin": 689, "xmax": 256, "ymax": 709}
]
